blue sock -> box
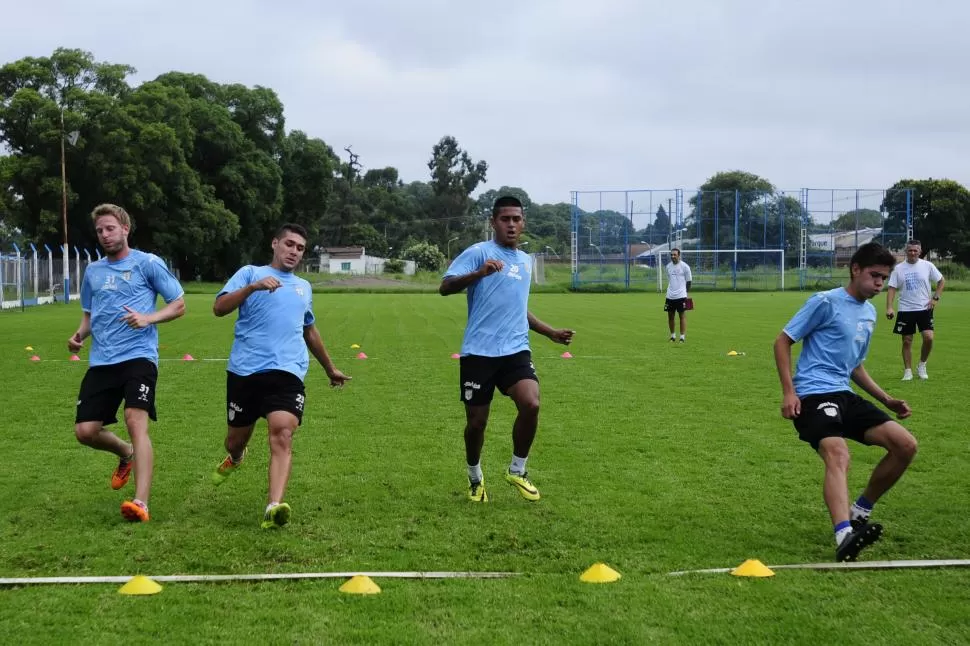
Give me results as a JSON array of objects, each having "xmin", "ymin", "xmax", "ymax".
[
  {"xmin": 851, "ymin": 495, "xmax": 874, "ymax": 522},
  {"xmin": 834, "ymin": 520, "xmax": 853, "ymax": 545}
]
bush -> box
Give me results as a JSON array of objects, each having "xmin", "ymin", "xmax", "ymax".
[
  {"xmin": 383, "ymin": 258, "xmax": 406, "ymax": 274},
  {"xmin": 402, "ymin": 242, "xmax": 446, "ymax": 272}
]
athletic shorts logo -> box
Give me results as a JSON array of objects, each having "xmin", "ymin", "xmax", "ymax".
[
  {"xmin": 817, "ymin": 402, "xmax": 840, "ymax": 418},
  {"xmin": 228, "ymin": 401, "xmax": 243, "ymax": 422},
  {"xmin": 295, "ymin": 393, "xmax": 305, "ymax": 411},
  {"xmin": 463, "ymin": 380, "xmax": 481, "ymax": 401},
  {"xmin": 137, "ymin": 384, "xmax": 150, "ymax": 403}
]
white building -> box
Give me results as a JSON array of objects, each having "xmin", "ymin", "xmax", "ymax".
[{"xmin": 316, "ymin": 247, "xmax": 416, "ymax": 276}]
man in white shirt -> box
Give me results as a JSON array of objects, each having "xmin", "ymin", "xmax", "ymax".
[
  {"xmin": 886, "ymin": 240, "xmax": 945, "ymax": 380},
  {"xmin": 664, "ymin": 248, "xmax": 692, "ymax": 342}
]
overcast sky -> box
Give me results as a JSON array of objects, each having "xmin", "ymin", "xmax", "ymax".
[{"xmin": 4, "ymin": 0, "xmax": 968, "ymax": 210}]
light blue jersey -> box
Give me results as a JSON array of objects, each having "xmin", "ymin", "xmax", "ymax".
[
  {"xmin": 443, "ymin": 241, "xmax": 532, "ymax": 357},
  {"xmin": 783, "ymin": 287, "xmax": 877, "ymax": 397},
  {"xmin": 218, "ymin": 266, "xmax": 315, "ymax": 380},
  {"xmin": 80, "ymin": 249, "xmax": 184, "ymax": 367}
]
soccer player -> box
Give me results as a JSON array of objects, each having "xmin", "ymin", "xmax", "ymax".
[
  {"xmin": 886, "ymin": 239, "xmax": 945, "ymax": 380},
  {"xmin": 68, "ymin": 203, "xmax": 186, "ymax": 523},
  {"xmin": 439, "ymin": 196, "xmax": 575, "ymax": 503},
  {"xmin": 210, "ymin": 223, "xmax": 350, "ymax": 529},
  {"xmin": 664, "ymin": 248, "xmax": 692, "ymax": 342},
  {"xmin": 774, "ymin": 242, "xmax": 918, "ymax": 562}
]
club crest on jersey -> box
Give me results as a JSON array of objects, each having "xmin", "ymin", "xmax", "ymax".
[{"xmin": 295, "ymin": 287, "xmax": 305, "ymax": 297}]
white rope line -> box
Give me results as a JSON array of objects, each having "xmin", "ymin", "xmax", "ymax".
[
  {"xmin": 0, "ymin": 571, "xmax": 518, "ymax": 586},
  {"xmin": 668, "ymin": 559, "xmax": 970, "ymax": 576}
]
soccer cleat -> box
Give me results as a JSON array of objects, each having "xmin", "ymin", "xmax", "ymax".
[
  {"xmin": 261, "ymin": 502, "xmax": 291, "ymax": 529},
  {"xmin": 111, "ymin": 454, "xmax": 134, "ymax": 490},
  {"xmin": 917, "ymin": 364, "xmax": 928, "ymax": 380},
  {"xmin": 468, "ymin": 478, "xmax": 489, "ymax": 503},
  {"xmin": 211, "ymin": 448, "xmax": 247, "ymax": 485},
  {"xmin": 902, "ymin": 369, "xmax": 913, "ymax": 381},
  {"xmin": 850, "ymin": 517, "xmax": 869, "ymax": 531},
  {"xmin": 679, "ymin": 338, "xmax": 685, "ymax": 343},
  {"xmin": 836, "ymin": 521, "xmax": 883, "ymax": 562},
  {"xmin": 505, "ymin": 471, "xmax": 540, "ymax": 501},
  {"xmin": 120, "ymin": 499, "xmax": 150, "ymax": 523}
]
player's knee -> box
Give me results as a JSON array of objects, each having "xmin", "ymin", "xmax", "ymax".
[
  {"xmin": 902, "ymin": 336, "xmax": 914, "ymax": 347},
  {"xmin": 269, "ymin": 424, "xmax": 295, "ymax": 446},
  {"xmin": 124, "ymin": 408, "xmax": 148, "ymax": 432},
  {"xmin": 819, "ymin": 443, "xmax": 850, "ymax": 471},
  {"xmin": 894, "ymin": 432, "xmax": 918, "ymax": 462},
  {"xmin": 516, "ymin": 396, "xmax": 540, "ymax": 416},
  {"xmin": 74, "ymin": 424, "xmax": 98, "ymax": 445}
]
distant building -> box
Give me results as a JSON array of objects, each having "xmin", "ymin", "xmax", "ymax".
[{"xmin": 315, "ymin": 247, "xmax": 416, "ymax": 275}]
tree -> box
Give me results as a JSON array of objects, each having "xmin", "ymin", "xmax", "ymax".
[
  {"xmin": 686, "ymin": 171, "xmax": 776, "ymax": 250},
  {"xmin": 427, "ymin": 135, "xmax": 487, "ymax": 248},
  {"xmin": 402, "ymin": 241, "xmax": 446, "ymax": 272},
  {"xmin": 832, "ymin": 209, "xmax": 883, "ymax": 231},
  {"xmin": 882, "ymin": 179, "xmax": 970, "ymax": 262}
]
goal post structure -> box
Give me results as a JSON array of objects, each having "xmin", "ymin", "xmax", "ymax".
[{"xmin": 651, "ymin": 248, "xmax": 786, "ymax": 292}]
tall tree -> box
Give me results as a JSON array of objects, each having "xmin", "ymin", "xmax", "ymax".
[
  {"xmin": 427, "ymin": 135, "xmax": 487, "ymax": 247},
  {"xmin": 882, "ymin": 178, "xmax": 970, "ymax": 262},
  {"xmin": 686, "ymin": 171, "xmax": 776, "ymax": 250}
]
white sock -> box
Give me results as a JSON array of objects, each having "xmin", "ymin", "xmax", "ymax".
[
  {"xmin": 133, "ymin": 498, "xmax": 147, "ymax": 510},
  {"xmin": 835, "ymin": 525, "xmax": 853, "ymax": 546},
  {"xmin": 265, "ymin": 502, "xmax": 280, "ymax": 514},
  {"xmin": 680, "ymin": 334, "xmax": 686, "ymax": 340},
  {"xmin": 670, "ymin": 333, "xmax": 676, "ymax": 339},
  {"xmin": 467, "ymin": 463, "xmax": 483, "ymax": 484},
  {"xmin": 918, "ymin": 362, "xmax": 927, "ymax": 369},
  {"xmin": 850, "ymin": 503, "xmax": 870, "ymax": 523},
  {"xmin": 510, "ymin": 455, "xmax": 527, "ymax": 475}
]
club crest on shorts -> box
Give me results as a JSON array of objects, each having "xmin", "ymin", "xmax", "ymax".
[{"xmin": 817, "ymin": 402, "xmax": 839, "ymax": 418}]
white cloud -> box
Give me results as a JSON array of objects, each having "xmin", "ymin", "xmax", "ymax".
[{"xmin": 2, "ymin": 0, "xmax": 968, "ymax": 203}]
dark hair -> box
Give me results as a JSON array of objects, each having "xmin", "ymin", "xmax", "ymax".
[
  {"xmin": 492, "ymin": 196, "xmax": 523, "ymax": 216},
  {"xmin": 671, "ymin": 247, "xmax": 681, "ymax": 254},
  {"xmin": 274, "ymin": 223, "xmax": 308, "ymax": 241},
  {"xmin": 849, "ymin": 242, "xmax": 896, "ymax": 271},
  {"xmin": 906, "ymin": 239, "xmax": 921, "ymax": 247}
]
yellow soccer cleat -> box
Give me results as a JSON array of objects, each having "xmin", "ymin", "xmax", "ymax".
[
  {"xmin": 261, "ymin": 502, "xmax": 291, "ymax": 529},
  {"xmin": 211, "ymin": 448, "xmax": 247, "ymax": 485},
  {"xmin": 468, "ymin": 478, "xmax": 489, "ymax": 503},
  {"xmin": 505, "ymin": 471, "xmax": 540, "ymax": 501}
]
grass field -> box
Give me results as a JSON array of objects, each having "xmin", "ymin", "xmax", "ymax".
[{"xmin": 1, "ymin": 290, "xmax": 969, "ymax": 644}]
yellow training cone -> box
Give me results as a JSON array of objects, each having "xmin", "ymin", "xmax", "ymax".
[
  {"xmin": 118, "ymin": 575, "xmax": 163, "ymax": 595},
  {"xmin": 350, "ymin": 344, "xmax": 361, "ymax": 349},
  {"xmin": 727, "ymin": 350, "xmax": 738, "ymax": 356},
  {"xmin": 339, "ymin": 575, "xmax": 381, "ymax": 595},
  {"xmin": 25, "ymin": 346, "xmax": 33, "ymax": 351},
  {"xmin": 730, "ymin": 559, "xmax": 775, "ymax": 578},
  {"xmin": 580, "ymin": 562, "xmax": 621, "ymax": 583}
]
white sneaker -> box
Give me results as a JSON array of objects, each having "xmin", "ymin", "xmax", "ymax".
[
  {"xmin": 917, "ymin": 364, "xmax": 928, "ymax": 380},
  {"xmin": 902, "ymin": 369, "xmax": 913, "ymax": 381}
]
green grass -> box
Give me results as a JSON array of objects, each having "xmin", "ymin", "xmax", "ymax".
[{"xmin": 1, "ymin": 291, "xmax": 969, "ymax": 644}]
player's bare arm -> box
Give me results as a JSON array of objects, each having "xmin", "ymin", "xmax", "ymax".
[
  {"xmin": 213, "ymin": 277, "xmax": 282, "ymax": 316},
  {"xmin": 68, "ymin": 311, "xmax": 92, "ymax": 351},
  {"xmin": 121, "ymin": 297, "xmax": 186, "ymax": 329},
  {"xmin": 851, "ymin": 365, "xmax": 911, "ymax": 419},
  {"xmin": 928, "ymin": 276, "xmax": 945, "ymax": 309},
  {"xmin": 773, "ymin": 332, "xmax": 801, "ymax": 419},
  {"xmin": 303, "ymin": 325, "xmax": 351, "ymax": 388},
  {"xmin": 527, "ymin": 311, "xmax": 574, "ymax": 345},
  {"xmin": 438, "ymin": 259, "xmax": 504, "ymax": 296},
  {"xmin": 886, "ymin": 286, "xmax": 897, "ymax": 319}
]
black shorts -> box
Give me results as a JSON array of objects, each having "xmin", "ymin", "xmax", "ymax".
[
  {"xmin": 75, "ymin": 358, "xmax": 158, "ymax": 425},
  {"xmin": 665, "ymin": 298, "xmax": 687, "ymax": 313},
  {"xmin": 793, "ymin": 392, "xmax": 892, "ymax": 451},
  {"xmin": 226, "ymin": 370, "xmax": 306, "ymax": 427},
  {"xmin": 893, "ymin": 309, "xmax": 934, "ymax": 335},
  {"xmin": 459, "ymin": 351, "xmax": 538, "ymax": 406}
]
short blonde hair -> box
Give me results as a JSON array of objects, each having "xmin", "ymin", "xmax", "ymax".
[{"xmin": 91, "ymin": 203, "xmax": 131, "ymax": 228}]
